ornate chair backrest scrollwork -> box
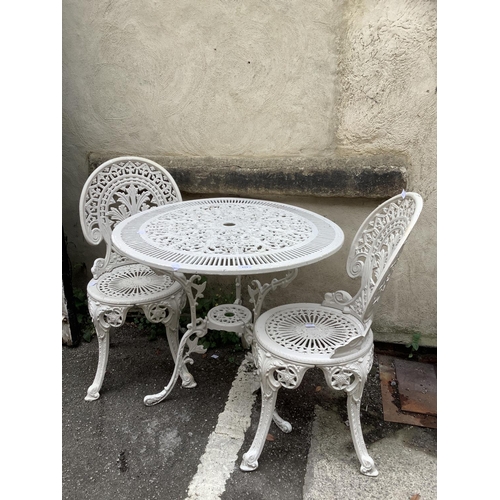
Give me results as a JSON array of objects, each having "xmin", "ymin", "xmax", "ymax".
[
  {"xmin": 323, "ymin": 192, "xmax": 423, "ymax": 331},
  {"xmin": 79, "ymin": 156, "xmax": 182, "ymax": 279}
]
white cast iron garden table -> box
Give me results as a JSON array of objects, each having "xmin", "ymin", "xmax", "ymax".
[{"xmin": 111, "ymin": 197, "xmax": 344, "ymax": 405}]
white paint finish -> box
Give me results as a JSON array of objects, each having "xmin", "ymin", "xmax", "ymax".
[
  {"xmin": 185, "ymin": 353, "xmax": 258, "ymax": 499},
  {"xmin": 112, "ymin": 197, "xmax": 344, "ymax": 275},
  {"xmin": 240, "ymin": 194, "xmax": 422, "ymax": 474}
]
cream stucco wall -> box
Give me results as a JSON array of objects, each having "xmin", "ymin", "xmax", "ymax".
[{"xmin": 62, "ymin": 0, "xmax": 437, "ymax": 346}]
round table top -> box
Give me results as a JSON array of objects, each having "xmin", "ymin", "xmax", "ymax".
[{"xmin": 112, "ymin": 197, "xmax": 344, "ymax": 275}]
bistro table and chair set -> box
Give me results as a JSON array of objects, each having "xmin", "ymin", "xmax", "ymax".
[{"xmin": 79, "ymin": 156, "xmax": 423, "ymax": 477}]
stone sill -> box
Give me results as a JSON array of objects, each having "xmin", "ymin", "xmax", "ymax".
[{"xmin": 88, "ymin": 154, "xmax": 407, "ymax": 198}]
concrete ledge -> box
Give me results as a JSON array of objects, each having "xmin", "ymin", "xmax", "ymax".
[{"xmin": 88, "ymin": 154, "xmax": 407, "ymax": 198}]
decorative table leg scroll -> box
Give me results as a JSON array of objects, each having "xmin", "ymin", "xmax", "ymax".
[
  {"xmin": 143, "ymin": 317, "xmax": 207, "ymax": 406},
  {"xmin": 143, "ymin": 273, "xmax": 208, "ymax": 406},
  {"xmin": 234, "ymin": 275, "xmax": 243, "ymax": 305},
  {"xmin": 165, "ymin": 316, "xmax": 197, "ymax": 389},
  {"xmin": 248, "ymin": 269, "xmax": 299, "ymax": 322},
  {"xmin": 241, "ymin": 323, "xmax": 253, "ymax": 350},
  {"xmin": 141, "ymin": 292, "xmax": 197, "ymax": 389}
]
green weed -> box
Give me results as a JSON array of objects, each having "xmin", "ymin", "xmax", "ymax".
[{"xmin": 406, "ymin": 332, "xmax": 421, "ymax": 358}]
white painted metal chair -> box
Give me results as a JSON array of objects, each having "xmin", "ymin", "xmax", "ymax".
[
  {"xmin": 240, "ymin": 192, "xmax": 423, "ymax": 476},
  {"xmin": 79, "ymin": 156, "xmax": 196, "ymax": 401}
]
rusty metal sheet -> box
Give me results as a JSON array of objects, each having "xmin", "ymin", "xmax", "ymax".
[
  {"xmin": 394, "ymin": 358, "xmax": 437, "ymax": 416},
  {"xmin": 378, "ymin": 355, "xmax": 437, "ymax": 429}
]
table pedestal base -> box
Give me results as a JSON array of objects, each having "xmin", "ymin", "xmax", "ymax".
[{"xmin": 144, "ymin": 269, "xmax": 299, "ymax": 406}]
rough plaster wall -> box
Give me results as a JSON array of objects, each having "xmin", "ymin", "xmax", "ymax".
[
  {"xmin": 62, "ymin": 0, "xmax": 436, "ymax": 344},
  {"xmin": 334, "ymin": 0, "xmax": 437, "ymax": 341},
  {"xmin": 336, "ymin": 0, "xmax": 436, "ymax": 196},
  {"xmin": 63, "ymin": 0, "xmax": 337, "ymax": 156},
  {"xmin": 63, "ymin": 0, "xmax": 340, "ymax": 263}
]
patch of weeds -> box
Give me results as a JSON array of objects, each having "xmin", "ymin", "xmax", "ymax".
[
  {"xmin": 201, "ymin": 330, "xmax": 244, "ymax": 352},
  {"xmin": 406, "ymin": 332, "xmax": 421, "ymax": 358},
  {"xmin": 130, "ymin": 314, "xmax": 165, "ymax": 341}
]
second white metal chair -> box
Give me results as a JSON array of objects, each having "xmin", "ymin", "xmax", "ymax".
[{"xmin": 240, "ymin": 192, "xmax": 423, "ymax": 476}]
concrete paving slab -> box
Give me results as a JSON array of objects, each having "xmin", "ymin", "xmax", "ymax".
[{"xmin": 303, "ymin": 405, "xmax": 437, "ymax": 500}]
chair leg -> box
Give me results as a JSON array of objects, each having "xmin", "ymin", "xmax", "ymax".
[
  {"xmin": 85, "ymin": 300, "xmax": 128, "ymax": 401},
  {"xmin": 341, "ymin": 351, "xmax": 379, "ymax": 477},
  {"xmin": 85, "ymin": 318, "xmax": 110, "ymax": 401},
  {"xmin": 346, "ymin": 389, "xmax": 378, "ymax": 477},
  {"xmin": 240, "ymin": 379, "xmax": 279, "ymax": 471},
  {"xmin": 321, "ymin": 347, "xmax": 378, "ymax": 477},
  {"xmin": 242, "ymin": 345, "xmax": 309, "ymax": 471}
]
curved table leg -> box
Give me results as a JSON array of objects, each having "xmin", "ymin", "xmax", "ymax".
[
  {"xmin": 165, "ymin": 318, "xmax": 197, "ymax": 389},
  {"xmin": 248, "ymin": 269, "xmax": 299, "ymax": 323},
  {"xmin": 143, "ymin": 272, "xmax": 208, "ymax": 406},
  {"xmin": 144, "ymin": 317, "xmax": 207, "ymax": 406}
]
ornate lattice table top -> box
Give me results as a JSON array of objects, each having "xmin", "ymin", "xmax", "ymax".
[{"xmin": 112, "ymin": 198, "xmax": 344, "ymax": 275}]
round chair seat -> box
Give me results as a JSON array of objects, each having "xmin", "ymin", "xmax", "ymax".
[
  {"xmin": 87, "ymin": 263, "xmax": 183, "ymax": 305},
  {"xmin": 206, "ymin": 304, "xmax": 253, "ymax": 335},
  {"xmin": 254, "ymin": 303, "xmax": 369, "ymax": 365}
]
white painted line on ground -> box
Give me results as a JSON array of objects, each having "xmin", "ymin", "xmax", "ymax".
[{"xmin": 185, "ymin": 352, "xmax": 258, "ymax": 500}]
